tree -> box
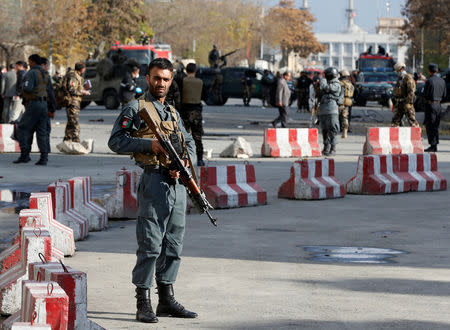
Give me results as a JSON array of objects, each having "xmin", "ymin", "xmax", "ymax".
[
  {"xmin": 402, "ymin": 0, "xmax": 450, "ymax": 70},
  {"xmin": 0, "ymin": 0, "xmax": 27, "ymax": 64},
  {"xmin": 21, "ymin": 0, "xmax": 95, "ymax": 67},
  {"xmin": 89, "ymin": 0, "xmax": 152, "ymax": 56},
  {"xmin": 263, "ymin": 0, "xmax": 326, "ymax": 67}
]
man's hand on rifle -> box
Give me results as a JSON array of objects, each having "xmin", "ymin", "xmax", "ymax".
[
  {"xmin": 151, "ymin": 140, "xmax": 168, "ymax": 156},
  {"xmin": 169, "ymin": 159, "xmax": 189, "ymax": 179}
]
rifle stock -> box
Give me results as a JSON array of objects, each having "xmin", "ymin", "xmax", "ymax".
[{"xmin": 138, "ymin": 107, "xmax": 217, "ymax": 226}]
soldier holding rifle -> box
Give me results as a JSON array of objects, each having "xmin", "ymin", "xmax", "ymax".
[{"xmin": 109, "ymin": 58, "xmax": 210, "ymax": 324}]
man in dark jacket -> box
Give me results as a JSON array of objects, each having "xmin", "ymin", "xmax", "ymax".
[
  {"xmin": 119, "ymin": 65, "xmax": 140, "ymax": 106},
  {"xmin": 424, "ymin": 63, "xmax": 447, "ymax": 152}
]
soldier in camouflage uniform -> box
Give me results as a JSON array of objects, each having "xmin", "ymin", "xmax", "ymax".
[
  {"xmin": 181, "ymin": 63, "xmax": 205, "ymax": 166},
  {"xmin": 391, "ymin": 62, "xmax": 419, "ymax": 127},
  {"xmin": 338, "ymin": 70, "xmax": 354, "ymax": 139},
  {"xmin": 63, "ymin": 62, "xmax": 89, "ymax": 142}
]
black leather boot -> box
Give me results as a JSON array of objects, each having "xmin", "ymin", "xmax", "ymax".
[
  {"xmin": 156, "ymin": 283, "xmax": 198, "ymax": 318},
  {"xmin": 322, "ymin": 144, "xmax": 330, "ymax": 156},
  {"xmin": 197, "ymin": 153, "xmax": 205, "ymax": 167},
  {"xmin": 425, "ymin": 145, "xmax": 437, "ymax": 152},
  {"xmin": 35, "ymin": 153, "xmax": 48, "ymax": 166},
  {"xmin": 13, "ymin": 153, "xmax": 31, "ymax": 164},
  {"xmin": 328, "ymin": 145, "xmax": 336, "ymax": 156},
  {"xmin": 135, "ymin": 288, "xmax": 158, "ymax": 323}
]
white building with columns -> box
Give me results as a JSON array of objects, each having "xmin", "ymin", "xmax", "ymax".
[{"xmin": 307, "ymin": 0, "xmax": 408, "ymax": 71}]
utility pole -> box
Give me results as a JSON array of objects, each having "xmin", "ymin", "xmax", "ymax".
[{"xmin": 420, "ymin": 26, "xmax": 424, "ymax": 73}]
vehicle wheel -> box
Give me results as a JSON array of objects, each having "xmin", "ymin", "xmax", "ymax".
[
  {"xmin": 95, "ymin": 101, "xmax": 104, "ymax": 106},
  {"xmin": 103, "ymin": 90, "xmax": 120, "ymax": 110},
  {"xmin": 80, "ymin": 101, "xmax": 90, "ymax": 109}
]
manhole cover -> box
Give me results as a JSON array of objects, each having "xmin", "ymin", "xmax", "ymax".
[{"xmin": 301, "ymin": 245, "xmax": 407, "ymax": 264}]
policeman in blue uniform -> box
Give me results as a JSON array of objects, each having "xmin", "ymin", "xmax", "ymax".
[
  {"xmin": 14, "ymin": 54, "xmax": 51, "ymax": 165},
  {"xmin": 108, "ymin": 58, "xmax": 197, "ymax": 323}
]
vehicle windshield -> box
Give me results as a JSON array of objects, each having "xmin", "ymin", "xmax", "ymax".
[
  {"xmin": 359, "ymin": 58, "xmax": 394, "ymax": 70},
  {"xmin": 108, "ymin": 49, "xmax": 151, "ymax": 65},
  {"xmin": 359, "ymin": 74, "xmax": 392, "ymax": 83}
]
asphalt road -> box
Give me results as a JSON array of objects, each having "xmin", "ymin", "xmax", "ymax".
[{"xmin": 0, "ymin": 100, "xmax": 449, "ymax": 329}]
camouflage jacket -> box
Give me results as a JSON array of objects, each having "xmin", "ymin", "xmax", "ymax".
[
  {"xmin": 66, "ymin": 70, "xmax": 84, "ymax": 105},
  {"xmin": 394, "ymin": 73, "xmax": 415, "ymax": 104}
]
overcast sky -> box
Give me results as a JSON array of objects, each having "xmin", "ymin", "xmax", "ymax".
[{"xmin": 261, "ymin": 0, "xmax": 406, "ymax": 33}]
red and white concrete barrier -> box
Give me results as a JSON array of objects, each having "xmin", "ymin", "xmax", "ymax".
[
  {"xmin": 200, "ymin": 164, "xmax": 267, "ymax": 209},
  {"xmin": 0, "ymin": 209, "xmax": 44, "ymax": 275},
  {"xmin": 0, "ymin": 227, "xmax": 52, "ymax": 315},
  {"xmin": 261, "ymin": 128, "xmax": 321, "ymax": 158},
  {"xmin": 68, "ymin": 177, "xmax": 108, "ymax": 231},
  {"xmin": 278, "ymin": 159, "xmax": 346, "ymax": 200},
  {"xmin": 47, "ymin": 182, "xmax": 88, "ymax": 241},
  {"xmin": 102, "ymin": 169, "xmax": 140, "ymax": 218},
  {"xmin": 29, "ymin": 193, "xmax": 75, "ymax": 257},
  {"xmin": 0, "ymin": 124, "xmax": 39, "ymax": 153},
  {"xmin": 28, "ymin": 262, "xmax": 104, "ymax": 330},
  {"xmin": 347, "ymin": 153, "xmax": 447, "ymax": 194},
  {"xmin": 19, "ymin": 280, "xmax": 68, "ymax": 329},
  {"xmin": 11, "ymin": 323, "xmax": 51, "ymax": 329},
  {"xmin": 363, "ymin": 127, "xmax": 424, "ymax": 155}
]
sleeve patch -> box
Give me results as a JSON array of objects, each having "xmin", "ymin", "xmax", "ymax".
[{"xmin": 121, "ymin": 117, "xmax": 132, "ymax": 129}]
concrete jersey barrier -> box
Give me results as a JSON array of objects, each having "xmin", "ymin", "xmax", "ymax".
[
  {"xmin": 29, "ymin": 193, "xmax": 75, "ymax": 257},
  {"xmin": 102, "ymin": 169, "xmax": 140, "ymax": 219},
  {"xmin": 347, "ymin": 153, "xmax": 447, "ymax": 194},
  {"xmin": 261, "ymin": 128, "xmax": 321, "ymax": 158},
  {"xmin": 278, "ymin": 159, "xmax": 346, "ymax": 200},
  {"xmin": 200, "ymin": 164, "xmax": 267, "ymax": 209},
  {"xmin": 0, "ymin": 124, "xmax": 39, "ymax": 153},
  {"xmin": 363, "ymin": 127, "xmax": 424, "ymax": 155},
  {"xmin": 0, "ymin": 227, "xmax": 52, "ymax": 315}
]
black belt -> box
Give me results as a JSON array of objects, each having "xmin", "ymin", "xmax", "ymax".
[
  {"xmin": 144, "ymin": 165, "xmax": 171, "ymax": 176},
  {"xmin": 34, "ymin": 96, "xmax": 47, "ymax": 102}
]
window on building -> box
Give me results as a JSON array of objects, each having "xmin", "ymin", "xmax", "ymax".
[
  {"xmin": 356, "ymin": 43, "xmax": 365, "ymax": 54},
  {"xmin": 343, "ymin": 57, "xmax": 353, "ymax": 68},
  {"xmin": 333, "ymin": 57, "xmax": 339, "ymax": 67},
  {"xmin": 322, "ymin": 58, "xmax": 329, "ymax": 67},
  {"xmin": 389, "ymin": 44, "xmax": 398, "ymax": 56},
  {"xmin": 332, "ymin": 43, "xmax": 341, "ymax": 55},
  {"xmin": 343, "ymin": 43, "xmax": 352, "ymax": 55}
]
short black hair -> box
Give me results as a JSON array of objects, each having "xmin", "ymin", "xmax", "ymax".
[
  {"xmin": 8, "ymin": 63, "xmax": 15, "ymax": 70},
  {"xmin": 428, "ymin": 63, "xmax": 439, "ymax": 73},
  {"xmin": 131, "ymin": 65, "xmax": 140, "ymax": 73},
  {"xmin": 148, "ymin": 58, "xmax": 173, "ymax": 74},
  {"xmin": 28, "ymin": 54, "xmax": 41, "ymax": 65},
  {"xmin": 15, "ymin": 61, "xmax": 24, "ymax": 67},
  {"xmin": 40, "ymin": 57, "xmax": 49, "ymax": 65},
  {"xmin": 75, "ymin": 62, "xmax": 85, "ymax": 71},
  {"xmin": 186, "ymin": 63, "xmax": 196, "ymax": 74}
]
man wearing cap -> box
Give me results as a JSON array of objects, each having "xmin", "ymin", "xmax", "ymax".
[
  {"xmin": 423, "ymin": 63, "xmax": 446, "ymax": 152},
  {"xmin": 392, "ymin": 62, "xmax": 419, "ymax": 127}
]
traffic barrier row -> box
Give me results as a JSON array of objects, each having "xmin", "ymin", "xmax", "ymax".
[
  {"xmin": 102, "ymin": 168, "xmax": 140, "ymax": 218},
  {"xmin": 0, "ymin": 124, "xmax": 39, "ymax": 153},
  {"xmin": 0, "ymin": 227, "xmax": 52, "ymax": 315},
  {"xmin": 347, "ymin": 153, "xmax": 447, "ymax": 194},
  {"xmin": 278, "ymin": 159, "xmax": 346, "ymax": 200},
  {"xmin": 200, "ymin": 164, "xmax": 267, "ymax": 208},
  {"xmin": 261, "ymin": 128, "xmax": 321, "ymax": 158},
  {"xmin": 363, "ymin": 127, "xmax": 424, "ymax": 155}
]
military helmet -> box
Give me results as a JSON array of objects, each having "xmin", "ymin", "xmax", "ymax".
[
  {"xmin": 339, "ymin": 70, "xmax": 350, "ymax": 77},
  {"xmin": 324, "ymin": 67, "xmax": 339, "ymax": 80},
  {"xmin": 393, "ymin": 62, "xmax": 406, "ymax": 72}
]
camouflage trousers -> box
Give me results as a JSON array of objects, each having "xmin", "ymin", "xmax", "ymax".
[
  {"xmin": 243, "ymin": 85, "xmax": 251, "ymax": 106},
  {"xmin": 181, "ymin": 106, "xmax": 203, "ymax": 159},
  {"xmin": 297, "ymin": 89, "xmax": 309, "ymax": 112},
  {"xmin": 64, "ymin": 104, "xmax": 81, "ymax": 142},
  {"xmin": 339, "ymin": 105, "xmax": 349, "ymax": 130},
  {"xmin": 391, "ymin": 103, "xmax": 419, "ymax": 127}
]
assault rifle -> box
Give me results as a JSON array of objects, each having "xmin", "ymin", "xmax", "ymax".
[{"xmin": 139, "ymin": 108, "xmax": 217, "ymax": 226}]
